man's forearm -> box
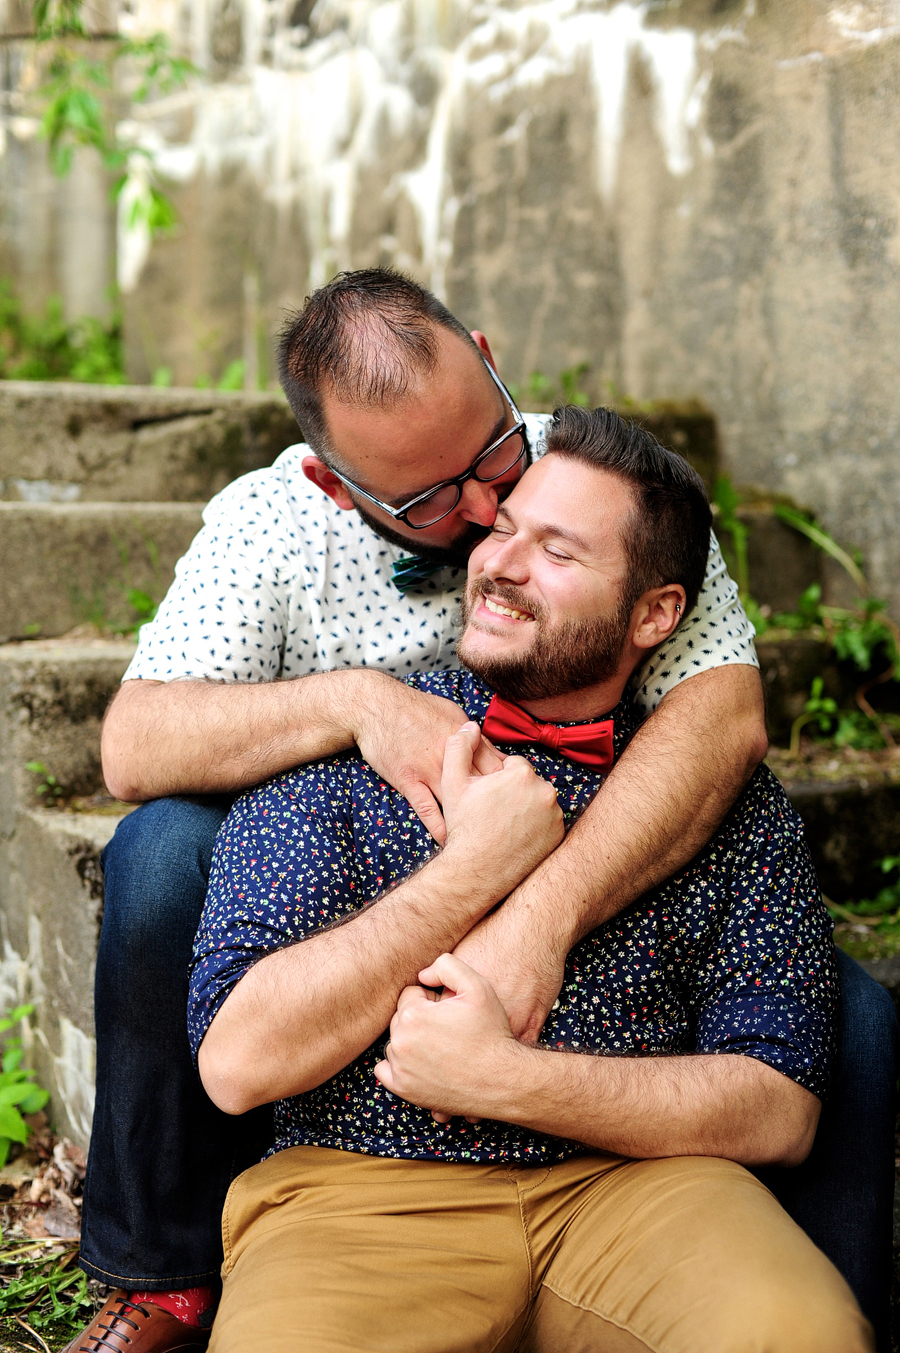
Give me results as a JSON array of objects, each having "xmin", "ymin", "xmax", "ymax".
[
  {"xmin": 102, "ymin": 669, "xmax": 398, "ymax": 802},
  {"xmin": 198, "ymin": 849, "xmax": 501, "ymax": 1114},
  {"xmin": 488, "ymin": 1046, "xmax": 819, "ymax": 1167},
  {"xmin": 377, "ymin": 957, "xmax": 820, "ymax": 1167}
]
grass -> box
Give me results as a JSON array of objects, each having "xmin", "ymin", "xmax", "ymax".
[{"xmin": 0, "ymin": 1241, "xmax": 102, "ymax": 1352}]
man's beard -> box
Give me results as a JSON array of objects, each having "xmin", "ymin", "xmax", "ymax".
[
  {"xmin": 457, "ymin": 578, "xmax": 632, "ymax": 703},
  {"xmin": 350, "ymin": 494, "xmax": 491, "ymax": 567}
]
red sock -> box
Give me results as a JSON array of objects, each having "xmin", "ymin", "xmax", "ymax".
[{"xmin": 129, "ymin": 1286, "xmax": 217, "ymax": 1328}]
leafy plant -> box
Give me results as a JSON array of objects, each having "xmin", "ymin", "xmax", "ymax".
[
  {"xmin": 125, "ymin": 588, "xmax": 158, "ymax": 629},
  {"xmin": 0, "ymin": 1242, "xmax": 95, "ymax": 1337},
  {"xmin": 508, "ymin": 364, "xmax": 593, "ymax": 412},
  {"xmin": 217, "ymin": 358, "xmax": 246, "ymax": 391},
  {"xmin": 24, "ymin": 761, "xmax": 63, "ymax": 806},
  {"xmin": 829, "ymin": 859, "xmax": 900, "ymax": 925},
  {"xmin": 823, "ymin": 599, "xmax": 899, "ymax": 674},
  {"xmin": 0, "ymin": 284, "xmax": 125, "ymax": 384},
  {"xmin": 559, "ymin": 362, "xmax": 591, "ymax": 408},
  {"xmin": 789, "ymin": 678, "xmax": 839, "ymax": 755},
  {"xmin": 0, "ymin": 1007, "xmax": 49, "ymax": 1169},
  {"xmin": 712, "ymin": 482, "xmax": 900, "ymax": 750},
  {"xmin": 31, "ymin": 0, "xmax": 196, "ymax": 241},
  {"xmin": 713, "ymin": 476, "xmax": 750, "ymax": 599}
]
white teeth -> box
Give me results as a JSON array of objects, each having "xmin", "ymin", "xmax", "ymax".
[{"xmin": 484, "ymin": 595, "xmax": 533, "ymax": 621}]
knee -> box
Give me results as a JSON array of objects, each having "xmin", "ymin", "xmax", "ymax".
[
  {"xmin": 103, "ymin": 796, "xmax": 228, "ymax": 880},
  {"xmin": 100, "ymin": 797, "xmax": 230, "ymax": 952},
  {"xmin": 749, "ymin": 1278, "xmax": 874, "ymax": 1353}
]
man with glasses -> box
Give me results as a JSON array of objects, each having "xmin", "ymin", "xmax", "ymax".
[
  {"xmin": 326, "ymin": 359, "xmax": 529, "ymax": 529},
  {"xmin": 71, "ymin": 270, "xmax": 895, "ymax": 1353}
]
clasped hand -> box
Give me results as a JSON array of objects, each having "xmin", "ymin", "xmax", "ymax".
[{"xmin": 374, "ymin": 954, "xmax": 520, "ymax": 1123}]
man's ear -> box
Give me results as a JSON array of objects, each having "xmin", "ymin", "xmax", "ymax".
[
  {"xmin": 301, "ymin": 454, "xmax": 355, "ymax": 511},
  {"xmin": 471, "ymin": 330, "xmax": 497, "ymax": 371},
  {"xmin": 630, "ymin": 585, "xmax": 687, "ymax": 651}
]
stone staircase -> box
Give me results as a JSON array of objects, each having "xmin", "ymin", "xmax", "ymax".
[
  {"xmin": 0, "ymin": 383, "xmax": 299, "ymax": 1146},
  {"xmin": 0, "ymin": 383, "xmax": 897, "ymax": 1148}
]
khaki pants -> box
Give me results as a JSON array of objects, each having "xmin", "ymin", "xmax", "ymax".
[{"xmin": 212, "ymin": 1145, "xmax": 872, "ymax": 1353}]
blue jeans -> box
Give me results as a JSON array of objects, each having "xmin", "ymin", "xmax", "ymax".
[{"xmin": 80, "ymin": 797, "xmax": 898, "ymax": 1349}]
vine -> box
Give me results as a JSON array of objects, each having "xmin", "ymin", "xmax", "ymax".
[{"xmin": 29, "ymin": 0, "xmax": 195, "ymax": 238}]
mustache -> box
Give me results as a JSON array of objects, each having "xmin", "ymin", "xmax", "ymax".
[{"xmin": 465, "ymin": 576, "xmax": 546, "ymax": 622}]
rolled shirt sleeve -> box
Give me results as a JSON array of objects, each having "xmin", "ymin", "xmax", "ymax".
[{"xmin": 687, "ymin": 768, "xmax": 837, "ymax": 1098}]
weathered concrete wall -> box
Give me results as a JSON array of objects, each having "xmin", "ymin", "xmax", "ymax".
[{"xmin": 1, "ymin": 0, "xmax": 899, "ymax": 611}]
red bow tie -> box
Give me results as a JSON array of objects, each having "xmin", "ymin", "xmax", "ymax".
[{"xmin": 481, "ymin": 695, "xmax": 615, "ymax": 771}]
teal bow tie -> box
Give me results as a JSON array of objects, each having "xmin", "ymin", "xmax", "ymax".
[{"xmin": 391, "ymin": 555, "xmax": 445, "ymax": 594}]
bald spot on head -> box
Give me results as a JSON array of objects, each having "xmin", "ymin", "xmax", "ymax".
[{"xmin": 320, "ymin": 325, "xmax": 506, "ymax": 497}]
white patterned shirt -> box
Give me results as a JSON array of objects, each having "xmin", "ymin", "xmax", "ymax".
[{"xmin": 124, "ymin": 414, "xmax": 758, "ymax": 716}]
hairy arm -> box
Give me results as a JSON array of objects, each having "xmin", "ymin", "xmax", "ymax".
[
  {"xmin": 101, "ymin": 672, "xmax": 501, "ymax": 843},
  {"xmin": 454, "ymin": 663, "xmax": 769, "ymax": 1039},
  {"xmin": 376, "ymin": 956, "xmax": 820, "ymax": 1168},
  {"xmin": 197, "ymin": 727, "xmax": 563, "ymax": 1114}
]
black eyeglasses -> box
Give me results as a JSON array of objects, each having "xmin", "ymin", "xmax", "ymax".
[{"xmin": 329, "ymin": 360, "xmax": 529, "ymax": 529}]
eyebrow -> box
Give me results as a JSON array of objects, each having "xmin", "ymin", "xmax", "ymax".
[
  {"xmin": 493, "ymin": 503, "xmax": 593, "ymax": 554},
  {"xmin": 385, "ymin": 408, "xmax": 509, "ymax": 508}
]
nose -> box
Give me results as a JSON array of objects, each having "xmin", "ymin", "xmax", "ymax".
[
  {"xmin": 481, "ymin": 529, "xmax": 529, "ymax": 585},
  {"xmin": 458, "ymin": 477, "xmax": 499, "ymax": 527}
]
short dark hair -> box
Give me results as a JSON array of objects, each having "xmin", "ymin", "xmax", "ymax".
[
  {"xmin": 277, "ymin": 268, "xmax": 477, "ymax": 468},
  {"xmin": 545, "ymin": 405, "xmax": 712, "ymax": 619}
]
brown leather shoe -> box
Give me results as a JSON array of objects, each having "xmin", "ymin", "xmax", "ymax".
[{"xmin": 62, "ymin": 1291, "xmax": 212, "ymax": 1352}]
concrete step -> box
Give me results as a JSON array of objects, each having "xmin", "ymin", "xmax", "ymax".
[
  {"xmin": 0, "ymin": 637, "xmax": 135, "ymax": 823},
  {"xmin": 768, "ymin": 748, "xmax": 900, "ymax": 903},
  {"xmin": 0, "ymin": 637, "xmax": 133, "ymax": 1147},
  {"xmin": 0, "ymin": 382, "xmax": 299, "ymax": 503},
  {"xmin": 719, "ymin": 502, "xmax": 861, "ymax": 616},
  {"xmin": 739, "ymin": 507, "xmax": 823, "ymax": 614},
  {"xmin": 758, "ymin": 635, "xmax": 838, "ymax": 742},
  {"xmin": 0, "ymin": 805, "xmax": 128, "ymax": 1149},
  {"xmin": 0, "ymin": 502, "xmax": 203, "ymax": 641},
  {"xmin": 786, "ymin": 776, "xmax": 900, "ymax": 904},
  {"xmin": 757, "ymin": 632, "xmax": 900, "ymax": 744}
]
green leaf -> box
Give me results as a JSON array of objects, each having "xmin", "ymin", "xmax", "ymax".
[
  {"xmin": 18, "ymin": 1086, "xmax": 49, "ymax": 1114},
  {"xmin": 1, "ymin": 1046, "xmax": 23, "ymax": 1074},
  {"xmin": 0, "ymin": 1105, "xmax": 29, "ymax": 1144},
  {"xmin": 559, "ymin": 362, "xmax": 591, "ymax": 407},
  {"xmin": 217, "ymin": 358, "xmax": 245, "ymax": 391},
  {"xmin": 126, "ymin": 589, "xmax": 157, "ymax": 622},
  {"xmin": 0, "ymin": 1079, "xmax": 42, "ymax": 1107},
  {"xmin": 713, "ymin": 475, "xmax": 740, "ymax": 519}
]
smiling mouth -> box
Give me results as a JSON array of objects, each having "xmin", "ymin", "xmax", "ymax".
[{"xmin": 483, "ymin": 594, "xmax": 534, "ymax": 622}]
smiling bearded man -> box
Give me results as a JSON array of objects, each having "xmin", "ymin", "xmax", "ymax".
[{"xmin": 180, "ymin": 406, "xmax": 870, "ymax": 1353}]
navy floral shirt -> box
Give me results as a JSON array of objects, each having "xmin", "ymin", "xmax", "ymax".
[{"xmin": 189, "ymin": 669, "xmax": 836, "ymax": 1167}]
